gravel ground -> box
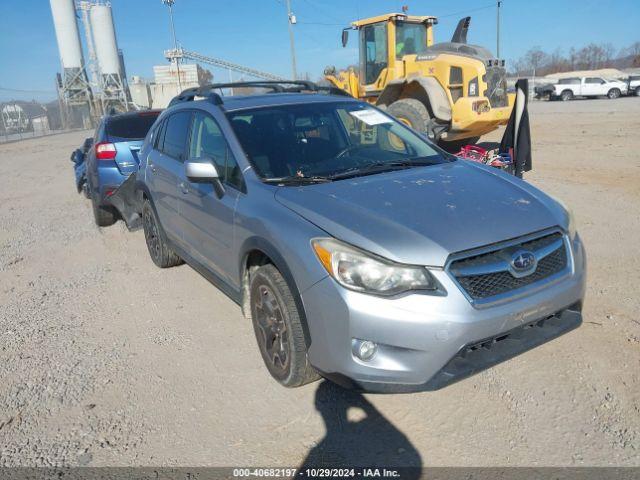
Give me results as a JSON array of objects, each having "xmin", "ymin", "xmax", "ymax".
[{"xmin": 0, "ymin": 97, "xmax": 639, "ymax": 467}]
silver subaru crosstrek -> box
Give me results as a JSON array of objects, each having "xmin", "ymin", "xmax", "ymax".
[{"xmin": 129, "ymin": 81, "xmax": 586, "ymax": 392}]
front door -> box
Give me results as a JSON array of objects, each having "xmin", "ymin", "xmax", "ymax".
[
  {"xmin": 178, "ymin": 110, "xmax": 244, "ymax": 286},
  {"xmin": 359, "ymin": 22, "xmax": 388, "ymax": 89}
]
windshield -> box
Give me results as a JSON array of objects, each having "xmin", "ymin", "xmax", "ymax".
[
  {"xmin": 395, "ymin": 21, "xmax": 429, "ymax": 59},
  {"xmin": 227, "ymin": 102, "xmax": 448, "ymax": 182}
]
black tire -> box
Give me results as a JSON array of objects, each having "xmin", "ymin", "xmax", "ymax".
[
  {"xmin": 439, "ymin": 136, "xmax": 481, "ymax": 153},
  {"xmin": 91, "ymin": 191, "xmax": 117, "ymax": 227},
  {"xmin": 249, "ymin": 264, "xmax": 319, "ymax": 388},
  {"xmin": 141, "ymin": 199, "xmax": 181, "ymax": 268},
  {"xmin": 560, "ymin": 90, "xmax": 573, "ymax": 102},
  {"xmin": 607, "ymin": 88, "xmax": 621, "ymax": 99},
  {"xmin": 386, "ymin": 98, "xmax": 430, "ymax": 136},
  {"xmin": 635, "ymin": 87, "xmax": 640, "ymax": 97}
]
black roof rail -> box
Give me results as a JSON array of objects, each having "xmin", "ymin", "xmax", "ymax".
[{"xmin": 167, "ymin": 80, "xmax": 351, "ymax": 107}]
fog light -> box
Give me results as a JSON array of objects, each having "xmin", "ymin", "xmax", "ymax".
[{"xmin": 353, "ymin": 339, "xmax": 378, "ymax": 361}]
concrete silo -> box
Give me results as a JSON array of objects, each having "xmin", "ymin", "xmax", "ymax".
[
  {"xmin": 49, "ymin": 0, "xmax": 93, "ymax": 112},
  {"xmin": 89, "ymin": 2, "xmax": 129, "ymax": 112}
]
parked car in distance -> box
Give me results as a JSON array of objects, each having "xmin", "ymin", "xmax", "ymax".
[
  {"xmin": 86, "ymin": 110, "xmax": 161, "ymax": 226},
  {"xmin": 627, "ymin": 75, "xmax": 640, "ymax": 96},
  {"xmin": 551, "ymin": 76, "xmax": 628, "ymax": 101},
  {"xmin": 122, "ymin": 81, "xmax": 586, "ymax": 392}
]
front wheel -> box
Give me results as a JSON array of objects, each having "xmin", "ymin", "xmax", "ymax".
[
  {"xmin": 141, "ymin": 199, "xmax": 182, "ymax": 268},
  {"xmin": 607, "ymin": 88, "xmax": 621, "ymax": 99},
  {"xmin": 249, "ymin": 264, "xmax": 319, "ymax": 388}
]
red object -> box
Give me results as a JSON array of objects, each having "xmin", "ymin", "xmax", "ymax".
[
  {"xmin": 95, "ymin": 142, "xmax": 117, "ymax": 160},
  {"xmin": 455, "ymin": 145, "xmax": 488, "ymax": 162}
]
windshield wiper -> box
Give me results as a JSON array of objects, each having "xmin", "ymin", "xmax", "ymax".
[
  {"xmin": 329, "ymin": 160, "xmax": 433, "ymax": 180},
  {"xmin": 263, "ymin": 175, "xmax": 332, "ymax": 185}
]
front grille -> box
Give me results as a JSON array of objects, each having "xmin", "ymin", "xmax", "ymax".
[
  {"xmin": 450, "ymin": 232, "xmax": 568, "ymax": 300},
  {"xmin": 483, "ymin": 66, "xmax": 508, "ymax": 108}
]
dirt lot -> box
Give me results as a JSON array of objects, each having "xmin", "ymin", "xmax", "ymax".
[{"xmin": 1, "ymin": 97, "xmax": 639, "ymax": 467}]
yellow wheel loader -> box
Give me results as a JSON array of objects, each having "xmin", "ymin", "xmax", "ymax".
[{"xmin": 325, "ymin": 13, "xmax": 514, "ymax": 149}]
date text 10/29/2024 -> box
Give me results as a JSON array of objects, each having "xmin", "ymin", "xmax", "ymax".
[{"xmin": 233, "ymin": 468, "xmax": 403, "ymax": 478}]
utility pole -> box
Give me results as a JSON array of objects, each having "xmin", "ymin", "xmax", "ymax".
[
  {"xmin": 285, "ymin": 0, "xmax": 298, "ymax": 80},
  {"xmin": 162, "ymin": 0, "xmax": 182, "ymax": 90},
  {"xmin": 496, "ymin": 0, "xmax": 502, "ymax": 58}
]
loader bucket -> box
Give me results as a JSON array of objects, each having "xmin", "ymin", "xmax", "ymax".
[{"xmin": 109, "ymin": 173, "xmax": 142, "ymax": 231}]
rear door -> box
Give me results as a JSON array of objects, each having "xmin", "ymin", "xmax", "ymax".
[
  {"xmin": 145, "ymin": 110, "xmax": 192, "ymax": 242},
  {"xmin": 106, "ymin": 112, "xmax": 160, "ymax": 174},
  {"xmin": 178, "ymin": 110, "xmax": 244, "ymax": 285},
  {"xmin": 582, "ymin": 77, "xmax": 605, "ymax": 96}
]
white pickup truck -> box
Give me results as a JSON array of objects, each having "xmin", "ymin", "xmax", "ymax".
[{"xmin": 552, "ymin": 76, "xmax": 628, "ymax": 101}]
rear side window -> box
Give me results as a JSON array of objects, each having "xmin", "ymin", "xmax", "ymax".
[
  {"xmin": 585, "ymin": 77, "xmax": 604, "ymax": 84},
  {"xmin": 162, "ymin": 111, "xmax": 192, "ymax": 161},
  {"xmin": 106, "ymin": 112, "xmax": 160, "ymax": 139},
  {"xmin": 559, "ymin": 78, "xmax": 580, "ymax": 85}
]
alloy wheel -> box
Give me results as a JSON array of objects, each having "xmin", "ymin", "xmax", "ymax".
[{"xmin": 253, "ymin": 284, "xmax": 290, "ymax": 374}]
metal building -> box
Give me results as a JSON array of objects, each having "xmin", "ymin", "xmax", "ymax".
[
  {"xmin": 89, "ymin": 2, "xmax": 129, "ymax": 112},
  {"xmin": 49, "ymin": 0, "xmax": 93, "ymax": 122}
]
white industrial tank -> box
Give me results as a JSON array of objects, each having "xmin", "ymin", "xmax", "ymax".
[
  {"xmin": 49, "ymin": 0, "xmax": 84, "ymax": 69},
  {"xmin": 90, "ymin": 3, "xmax": 121, "ymax": 76}
]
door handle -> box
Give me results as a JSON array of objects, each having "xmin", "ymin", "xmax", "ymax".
[{"xmin": 179, "ymin": 182, "xmax": 189, "ymax": 194}]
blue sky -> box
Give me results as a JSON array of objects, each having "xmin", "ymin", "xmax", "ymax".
[{"xmin": 1, "ymin": 0, "xmax": 638, "ymax": 102}]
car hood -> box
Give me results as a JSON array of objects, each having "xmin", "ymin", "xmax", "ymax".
[{"xmin": 275, "ymin": 161, "xmax": 567, "ymax": 266}]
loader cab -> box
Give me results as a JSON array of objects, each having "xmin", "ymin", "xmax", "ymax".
[{"xmin": 352, "ymin": 14, "xmax": 437, "ymax": 90}]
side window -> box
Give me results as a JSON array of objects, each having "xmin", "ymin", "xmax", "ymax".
[
  {"xmin": 189, "ymin": 112, "xmax": 244, "ymax": 190},
  {"xmin": 585, "ymin": 77, "xmax": 600, "ymax": 84},
  {"xmin": 153, "ymin": 119, "xmax": 166, "ymax": 150},
  {"xmin": 162, "ymin": 111, "xmax": 192, "ymax": 161}
]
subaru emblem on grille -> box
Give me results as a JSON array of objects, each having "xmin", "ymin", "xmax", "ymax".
[{"xmin": 510, "ymin": 250, "xmax": 537, "ymax": 277}]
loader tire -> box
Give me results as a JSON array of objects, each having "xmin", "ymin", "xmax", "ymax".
[{"xmin": 387, "ymin": 99, "xmax": 430, "ymax": 136}]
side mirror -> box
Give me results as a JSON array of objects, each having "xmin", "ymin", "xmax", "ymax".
[
  {"xmin": 341, "ymin": 28, "xmax": 349, "ymax": 48},
  {"xmin": 184, "ymin": 157, "xmax": 225, "ymax": 197}
]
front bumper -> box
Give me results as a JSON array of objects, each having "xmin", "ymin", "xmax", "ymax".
[
  {"xmin": 444, "ymin": 95, "xmax": 514, "ymax": 141},
  {"xmin": 302, "ymin": 234, "xmax": 586, "ymax": 393}
]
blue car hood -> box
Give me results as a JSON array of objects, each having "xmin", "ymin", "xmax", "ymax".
[{"xmin": 275, "ymin": 161, "xmax": 567, "ymax": 266}]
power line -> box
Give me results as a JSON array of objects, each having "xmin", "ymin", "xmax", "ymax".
[
  {"xmin": 438, "ymin": 3, "xmax": 496, "ymax": 19},
  {"xmin": 0, "ymin": 86, "xmax": 56, "ymax": 94}
]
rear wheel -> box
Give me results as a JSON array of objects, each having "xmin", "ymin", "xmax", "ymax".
[
  {"xmin": 91, "ymin": 191, "xmax": 116, "ymax": 227},
  {"xmin": 560, "ymin": 90, "xmax": 573, "ymax": 102},
  {"xmin": 249, "ymin": 264, "xmax": 319, "ymax": 388},
  {"xmin": 387, "ymin": 98, "xmax": 430, "ymax": 136},
  {"xmin": 607, "ymin": 88, "xmax": 621, "ymax": 99},
  {"xmin": 141, "ymin": 199, "xmax": 181, "ymax": 268}
]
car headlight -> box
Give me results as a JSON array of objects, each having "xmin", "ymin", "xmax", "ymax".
[
  {"xmin": 548, "ymin": 193, "xmax": 577, "ymax": 239},
  {"xmin": 311, "ymin": 238, "xmax": 438, "ymax": 296}
]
